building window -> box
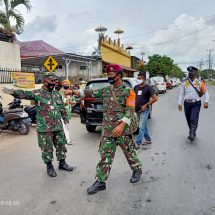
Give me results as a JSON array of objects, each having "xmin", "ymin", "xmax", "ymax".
[
  {"xmin": 57, "ymin": 65, "xmax": 63, "ymax": 69},
  {"xmin": 80, "ymin": 65, "xmax": 87, "ymax": 70}
]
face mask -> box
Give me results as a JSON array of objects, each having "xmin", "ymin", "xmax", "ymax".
[
  {"xmin": 137, "ymin": 80, "xmax": 143, "ymax": 85},
  {"xmin": 55, "ymin": 85, "xmax": 62, "ymax": 91},
  {"xmin": 63, "ymin": 86, "xmax": 70, "ymax": 90},
  {"xmin": 108, "ymin": 74, "xmax": 119, "ymax": 85},
  {"xmin": 45, "ymin": 82, "xmax": 56, "ymax": 91}
]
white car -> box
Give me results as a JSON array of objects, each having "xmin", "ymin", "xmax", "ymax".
[
  {"xmin": 169, "ymin": 78, "xmax": 178, "ymax": 87},
  {"xmin": 150, "ymin": 76, "xmax": 167, "ymax": 94}
]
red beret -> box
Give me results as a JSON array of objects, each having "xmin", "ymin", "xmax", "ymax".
[{"xmin": 106, "ymin": 64, "xmax": 123, "ymax": 73}]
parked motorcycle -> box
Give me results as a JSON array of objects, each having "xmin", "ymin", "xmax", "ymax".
[
  {"xmin": 0, "ymin": 96, "xmax": 31, "ymax": 135},
  {"xmin": 8, "ymin": 98, "xmax": 36, "ymax": 124}
]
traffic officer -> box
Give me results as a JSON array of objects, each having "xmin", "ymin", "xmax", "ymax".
[
  {"xmin": 178, "ymin": 66, "xmax": 209, "ymax": 141},
  {"xmin": 71, "ymin": 64, "xmax": 142, "ymax": 195},
  {"xmin": 2, "ymin": 74, "xmax": 73, "ymax": 177}
]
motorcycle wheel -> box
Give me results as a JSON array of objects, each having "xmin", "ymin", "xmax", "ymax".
[{"xmin": 18, "ymin": 123, "xmax": 30, "ymax": 135}]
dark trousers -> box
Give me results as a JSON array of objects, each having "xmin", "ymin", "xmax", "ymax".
[{"xmin": 184, "ymin": 100, "xmax": 201, "ymax": 135}]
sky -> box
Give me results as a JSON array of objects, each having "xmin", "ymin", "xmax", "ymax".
[{"xmin": 16, "ymin": 0, "xmax": 215, "ymax": 71}]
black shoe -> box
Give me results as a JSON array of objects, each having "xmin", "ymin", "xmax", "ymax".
[
  {"xmin": 130, "ymin": 169, "xmax": 142, "ymax": 183},
  {"xmin": 47, "ymin": 162, "xmax": 57, "ymax": 177},
  {"xmin": 58, "ymin": 160, "xmax": 73, "ymax": 171},
  {"xmin": 188, "ymin": 134, "xmax": 195, "ymax": 142},
  {"xmin": 87, "ymin": 181, "xmax": 106, "ymax": 195}
]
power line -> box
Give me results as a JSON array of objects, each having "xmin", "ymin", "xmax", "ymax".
[{"xmin": 122, "ymin": 14, "xmax": 215, "ymax": 40}]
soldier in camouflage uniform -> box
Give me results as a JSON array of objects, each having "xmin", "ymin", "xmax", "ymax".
[
  {"xmin": 72, "ymin": 64, "xmax": 142, "ymax": 195},
  {"xmin": 3, "ymin": 75, "xmax": 73, "ymax": 177}
]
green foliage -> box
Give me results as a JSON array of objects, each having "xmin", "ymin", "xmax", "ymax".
[
  {"xmin": 206, "ymin": 80, "xmax": 215, "ymax": 86},
  {"xmin": 199, "ymin": 69, "xmax": 215, "ymax": 79},
  {"xmin": 142, "ymin": 54, "xmax": 185, "ymax": 79},
  {"xmin": 172, "ymin": 64, "xmax": 186, "ymax": 79},
  {"xmin": 0, "ymin": 0, "xmax": 31, "ymax": 35},
  {"xmin": 146, "ymin": 54, "xmax": 174, "ymax": 77}
]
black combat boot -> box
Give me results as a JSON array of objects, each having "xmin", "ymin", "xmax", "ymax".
[
  {"xmin": 130, "ymin": 169, "xmax": 142, "ymax": 183},
  {"xmin": 188, "ymin": 123, "xmax": 196, "ymax": 142},
  {"xmin": 188, "ymin": 134, "xmax": 195, "ymax": 141},
  {"xmin": 87, "ymin": 181, "xmax": 106, "ymax": 195},
  {"xmin": 46, "ymin": 162, "xmax": 57, "ymax": 177},
  {"xmin": 58, "ymin": 159, "xmax": 73, "ymax": 171}
]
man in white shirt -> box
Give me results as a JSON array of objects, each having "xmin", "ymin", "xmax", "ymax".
[{"xmin": 178, "ymin": 66, "xmax": 209, "ymax": 141}]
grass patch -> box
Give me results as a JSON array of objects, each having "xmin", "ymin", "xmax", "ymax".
[{"xmin": 206, "ymin": 80, "xmax": 215, "ymax": 86}]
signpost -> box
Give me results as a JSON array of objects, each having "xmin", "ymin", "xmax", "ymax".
[{"xmin": 44, "ymin": 56, "xmax": 58, "ymax": 73}]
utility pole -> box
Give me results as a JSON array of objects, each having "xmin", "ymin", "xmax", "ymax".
[
  {"xmin": 207, "ymin": 49, "xmax": 214, "ymax": 80},
  {"xmin": 198, "ymin": 58, "xmax": 204, "ymax": 78}
]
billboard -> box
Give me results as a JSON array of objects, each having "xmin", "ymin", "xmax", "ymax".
[{"xmin": 11, "ymin": 72, "xmax": 35, "ymax": 89}]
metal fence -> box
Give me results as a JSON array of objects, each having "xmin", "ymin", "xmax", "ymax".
[{"xmin": 0, "ymin": 69, "xmax": 13, "ymax": 84}]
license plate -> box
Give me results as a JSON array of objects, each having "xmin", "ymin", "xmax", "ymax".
[{"xmin": 97, "ymin": 104, "xmax": 103, "ymax": 111}]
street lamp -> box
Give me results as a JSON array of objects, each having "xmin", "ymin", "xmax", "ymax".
[
  {"xmin": 126, "ymin": 45, "xmax": 133, "ymax": 54},
  {"xmin": 114, "ymin": 28, "xmax": 124, "ymax": 39},
  {"xmin": 95, "ymin": 25, "xmax": 107, "ymax": 39},
  {"xmin": 95, "ymin": 25, "xmax": 107, "ymax": 55},
  {"xmin": 114, "ymin": 28, "xmax": 124, "ymax": 45},
  {"xmin": 140, "ymin": 52, "xmax": 145, "ymax": 61}
]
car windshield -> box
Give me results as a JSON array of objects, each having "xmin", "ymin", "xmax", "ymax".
[
  {"xmin": 85, "ymin": 79, "xmax": 133, "ymax": 91},
  {"xmin": 86, "ymin": 81, "xmax": 110, "ymax": 91},
  {"xmin": 152, "ymin": 77, "xmax": 164, "ymax": 82}
]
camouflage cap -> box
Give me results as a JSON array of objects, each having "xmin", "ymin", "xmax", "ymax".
[{"xmin": 43, "ymin": 74, "xmax": 59, "ymax": 81}]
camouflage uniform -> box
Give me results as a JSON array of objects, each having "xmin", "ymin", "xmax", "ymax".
[
  {"xmin": 84, "ymin": 83, "xmax": 142, "ymax": 182},
  {"xmin": 13, "ymin": 88, "xmax": 69, "ymax": 164}
]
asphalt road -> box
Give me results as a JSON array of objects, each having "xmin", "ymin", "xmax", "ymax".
[{"xmin": 0, "ymin": 86, "xmax": 215, "ymax": 215}]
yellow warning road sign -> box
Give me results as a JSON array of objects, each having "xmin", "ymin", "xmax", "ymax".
[{"xmin": 44, "ymin": 56, "xmax": 58, "ymax": 72}]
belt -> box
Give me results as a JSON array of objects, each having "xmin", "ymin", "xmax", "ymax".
[{"xmin": 185, "ymin": 99, "xmax": 199, "ymax": 103}]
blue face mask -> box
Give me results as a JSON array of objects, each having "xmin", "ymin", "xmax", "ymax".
[{"xmin": 107, "ymin": 74, "xmax": 118, "ymax": 85}]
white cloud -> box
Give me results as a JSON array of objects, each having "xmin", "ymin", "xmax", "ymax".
[
  {"xmin": 140, "ymin": 14, "xmax": 215, "ymax": 70},
  {"xmin": 17, "ymin": 0, "xmax": 215, "ymax": 70}
]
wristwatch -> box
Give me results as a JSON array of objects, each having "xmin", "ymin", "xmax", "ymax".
[{"xmin": 146, "ymin": 103, "xmax": 150, "ymax": 108}]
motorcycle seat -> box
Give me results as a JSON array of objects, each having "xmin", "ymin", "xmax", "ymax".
[
  {"xmin": 24, "ymin": 106, "xmax": 35, "ymax": 111},
  {"xmin": 4, "ymin": 108, "xmax": 23, "ymax": 114}
]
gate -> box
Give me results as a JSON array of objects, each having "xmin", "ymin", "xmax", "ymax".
[{"xmin": 0, "ymin": 69, "xmax": 13, "ymax": 83}]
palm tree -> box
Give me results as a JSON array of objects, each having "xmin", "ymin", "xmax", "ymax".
[{"xmin": 0, "ymin": 0, "xmax": 31, "ymax": 35}]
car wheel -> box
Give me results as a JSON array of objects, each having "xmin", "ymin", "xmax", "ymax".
[{"xmin": 86, "ymin": 125, "xmax": 97, "ymax": 133}]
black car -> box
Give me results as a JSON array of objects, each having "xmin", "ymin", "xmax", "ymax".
[{"xmin": 73, "ymin": 78, "xmax": 153, "ymax": 133}]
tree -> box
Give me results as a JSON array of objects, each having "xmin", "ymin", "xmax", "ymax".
[
  {"xmin": 146, "ymin": 54, "xmax": 174, "ymax": 77},
  {"xmin": 143, "ymin": 54, "xmax": 185, "ymax": 79},
  {"xmin": 171, "ymin": 64, "xmax": 186, "ymax": 79},
  {"xmin": 200, "ymin": 69, "xmax": 215, "ymax": 79},
  {"xmin": 0, "ymin": 0, "xmax": 31, "ymax": 35}
]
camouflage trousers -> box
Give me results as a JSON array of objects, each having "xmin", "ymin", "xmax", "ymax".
[
  {"xmin": 37, "ymin": 131, "xmax": 67, "ymax": 164},
  {"xmin": 96, "ymin": 135, "xmax": 142, "ymax": 182}
]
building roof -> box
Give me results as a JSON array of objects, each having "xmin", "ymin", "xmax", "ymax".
[
  {"xmin": 16, "ymin": 40, "xmax": 64, "ymax": 58},
  {"xmin": 21, "ymin": 53, "xmax": 99, "ymax": 68}
]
